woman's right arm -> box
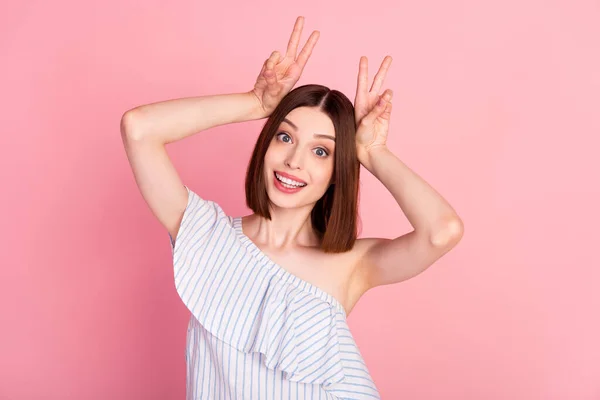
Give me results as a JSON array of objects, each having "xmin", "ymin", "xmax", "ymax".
[
  {"xmin": 122, "ymin": 91, "xmax": 266, "ymax": 144},
  {"xmin": 120, "ymin": 91, "xmax": 266, "ymax": 241},
  {"xmin": 121, "ymin": 16, "xmax": 319, "ymax": 241}
]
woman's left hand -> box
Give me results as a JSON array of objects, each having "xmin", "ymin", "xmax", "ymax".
[{"xmin": 353, "ymin": 56, "xmax": 394, "ymax": 170}]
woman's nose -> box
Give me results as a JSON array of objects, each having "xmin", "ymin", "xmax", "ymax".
[{"xmin": 284, "ymin": 149, "xmax": 303, "ymax": 170}]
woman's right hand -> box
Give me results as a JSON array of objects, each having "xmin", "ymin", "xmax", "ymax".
[{"xmin": 250, "ymin": 16, "xmax": 320, "ymax": 117}]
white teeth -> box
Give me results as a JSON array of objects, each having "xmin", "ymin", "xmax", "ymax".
[{"xmin": 275, "ymin": 172, "xmax": 306, "ymax": 187}]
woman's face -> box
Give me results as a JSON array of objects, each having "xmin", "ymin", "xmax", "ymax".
[{"xmin": 263, "ymin": 106, "xmax": 336, "ymax": 210}]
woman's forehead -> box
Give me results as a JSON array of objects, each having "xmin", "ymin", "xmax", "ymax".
[{"xmin": 282, "ymin": 107, "xmax": 336, "ymax": 138}]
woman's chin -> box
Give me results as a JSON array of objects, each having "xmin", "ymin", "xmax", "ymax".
[{"xmin": 267, "ymin": 188, "xmax": 325, "ymax": 211}]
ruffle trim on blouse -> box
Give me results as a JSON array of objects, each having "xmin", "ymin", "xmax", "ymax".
[{"xmin": 170, "ymin": 187, "xmax": 353, "ymax": 386}]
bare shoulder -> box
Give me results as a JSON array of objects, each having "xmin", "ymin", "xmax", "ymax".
[
  {"xmin": 258, "ymin": 239, "xmax": 377, "ymax": 315},
  {"xmin": 344, "ymin": 237, "xmax": 389, "ymax": 291},
  {"xmin": 318, "ymin": 238, "xmax": 390, "ymax": 314}
]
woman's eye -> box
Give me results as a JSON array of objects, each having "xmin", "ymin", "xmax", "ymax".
[
  {"xmin": 313, "ymin": 148, "xmax": 329, "ymax": 157},
  {"xmin": 277, "ymin": 132, "xmax": 292, "ymax": 143}
]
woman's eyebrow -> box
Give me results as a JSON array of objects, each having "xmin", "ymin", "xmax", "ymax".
[
  {"xmin": 282, "ymin": 118, "xmax": 336, "ymax": 142},
  {"xmin": 314, "ymin": 134, "xmax": 335, "ymax": 142}
]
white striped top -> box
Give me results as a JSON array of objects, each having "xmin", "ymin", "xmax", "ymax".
[{"xmin": 170, "ymin": 186, "xmax": 380, "ymax": 399}]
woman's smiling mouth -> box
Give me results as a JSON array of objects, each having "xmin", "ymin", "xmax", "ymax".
[{"xmin": 274, "ymin": 171, "xmax": 307, "ymax": 193}]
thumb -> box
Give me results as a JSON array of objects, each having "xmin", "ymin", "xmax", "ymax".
[
  {"xmin": 380, "ymin": 100, "xmax": 393, "ymax": 120},
  {"xmin": 361, "ymin": 95, "xmax": 389, "ymax": 126},
  {"xmin": 265, "ymin": 51, "xmax": 280, "ymax": 94}
]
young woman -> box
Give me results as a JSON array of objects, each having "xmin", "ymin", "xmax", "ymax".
[{"xmin": 122, "ymin": 16, "xmax": 463, "ymax": 400}]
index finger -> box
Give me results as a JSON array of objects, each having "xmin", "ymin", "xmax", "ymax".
[{"xmin": 370, "ymin": 56, "xmax": 393, "ymax": 94}]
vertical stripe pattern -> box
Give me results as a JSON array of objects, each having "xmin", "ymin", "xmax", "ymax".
[{"xmin": 170, "ymin": 186, "xmax": 380, "ymax": 399}]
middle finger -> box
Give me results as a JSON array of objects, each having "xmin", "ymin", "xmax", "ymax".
[
  {"xmin": 295, "ymin": 30, "xmax": 320, "ymax": 70},
  {"xmin": 286, "ymin": 16, "xmax": 304, "ymax": 59}
]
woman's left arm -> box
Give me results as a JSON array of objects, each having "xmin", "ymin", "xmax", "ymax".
[
  {"xmin": 353, "ymin": 56, "xmax": 464, "ymax": 289},
  {"xmin": 359, "ymin": 144, "xmax": 464, "ymax": 288}
]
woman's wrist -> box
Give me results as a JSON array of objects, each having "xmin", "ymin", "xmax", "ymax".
[{"xmin": 245, "ymin": 90, "xmax": 273, "ymax": 120}]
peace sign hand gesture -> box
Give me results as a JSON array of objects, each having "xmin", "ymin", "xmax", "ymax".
[
  {"xmin": 353, "ymin": 56, "xmax": 394, "ymax": 169},
  {"xmin": 251, "ymin": 17, "xmax": 320, "ymax": 117}
]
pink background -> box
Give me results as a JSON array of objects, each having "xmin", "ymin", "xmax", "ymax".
[{"xmin": 2, "ymin": 0, "xmax": 599, "ymax": 399}]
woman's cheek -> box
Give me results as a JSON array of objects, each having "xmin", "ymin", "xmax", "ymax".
[{"xmin": 316, "ymin": 164, "xmax": 334, "ymax": 188}]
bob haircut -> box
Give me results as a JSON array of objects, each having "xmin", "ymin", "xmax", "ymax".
[{"xmin": 245, "ymin": 84, "xmax": 361, "ymax": 253}]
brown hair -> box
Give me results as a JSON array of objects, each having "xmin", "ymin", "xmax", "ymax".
[{"xmin": 245, "ymin": 84, "xmax": 361, "ymax": 253}]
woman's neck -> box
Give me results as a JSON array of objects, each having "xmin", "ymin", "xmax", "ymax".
[{"xmin": 243, "ymin": 207, "xmax": 320, "ymax": 250}]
